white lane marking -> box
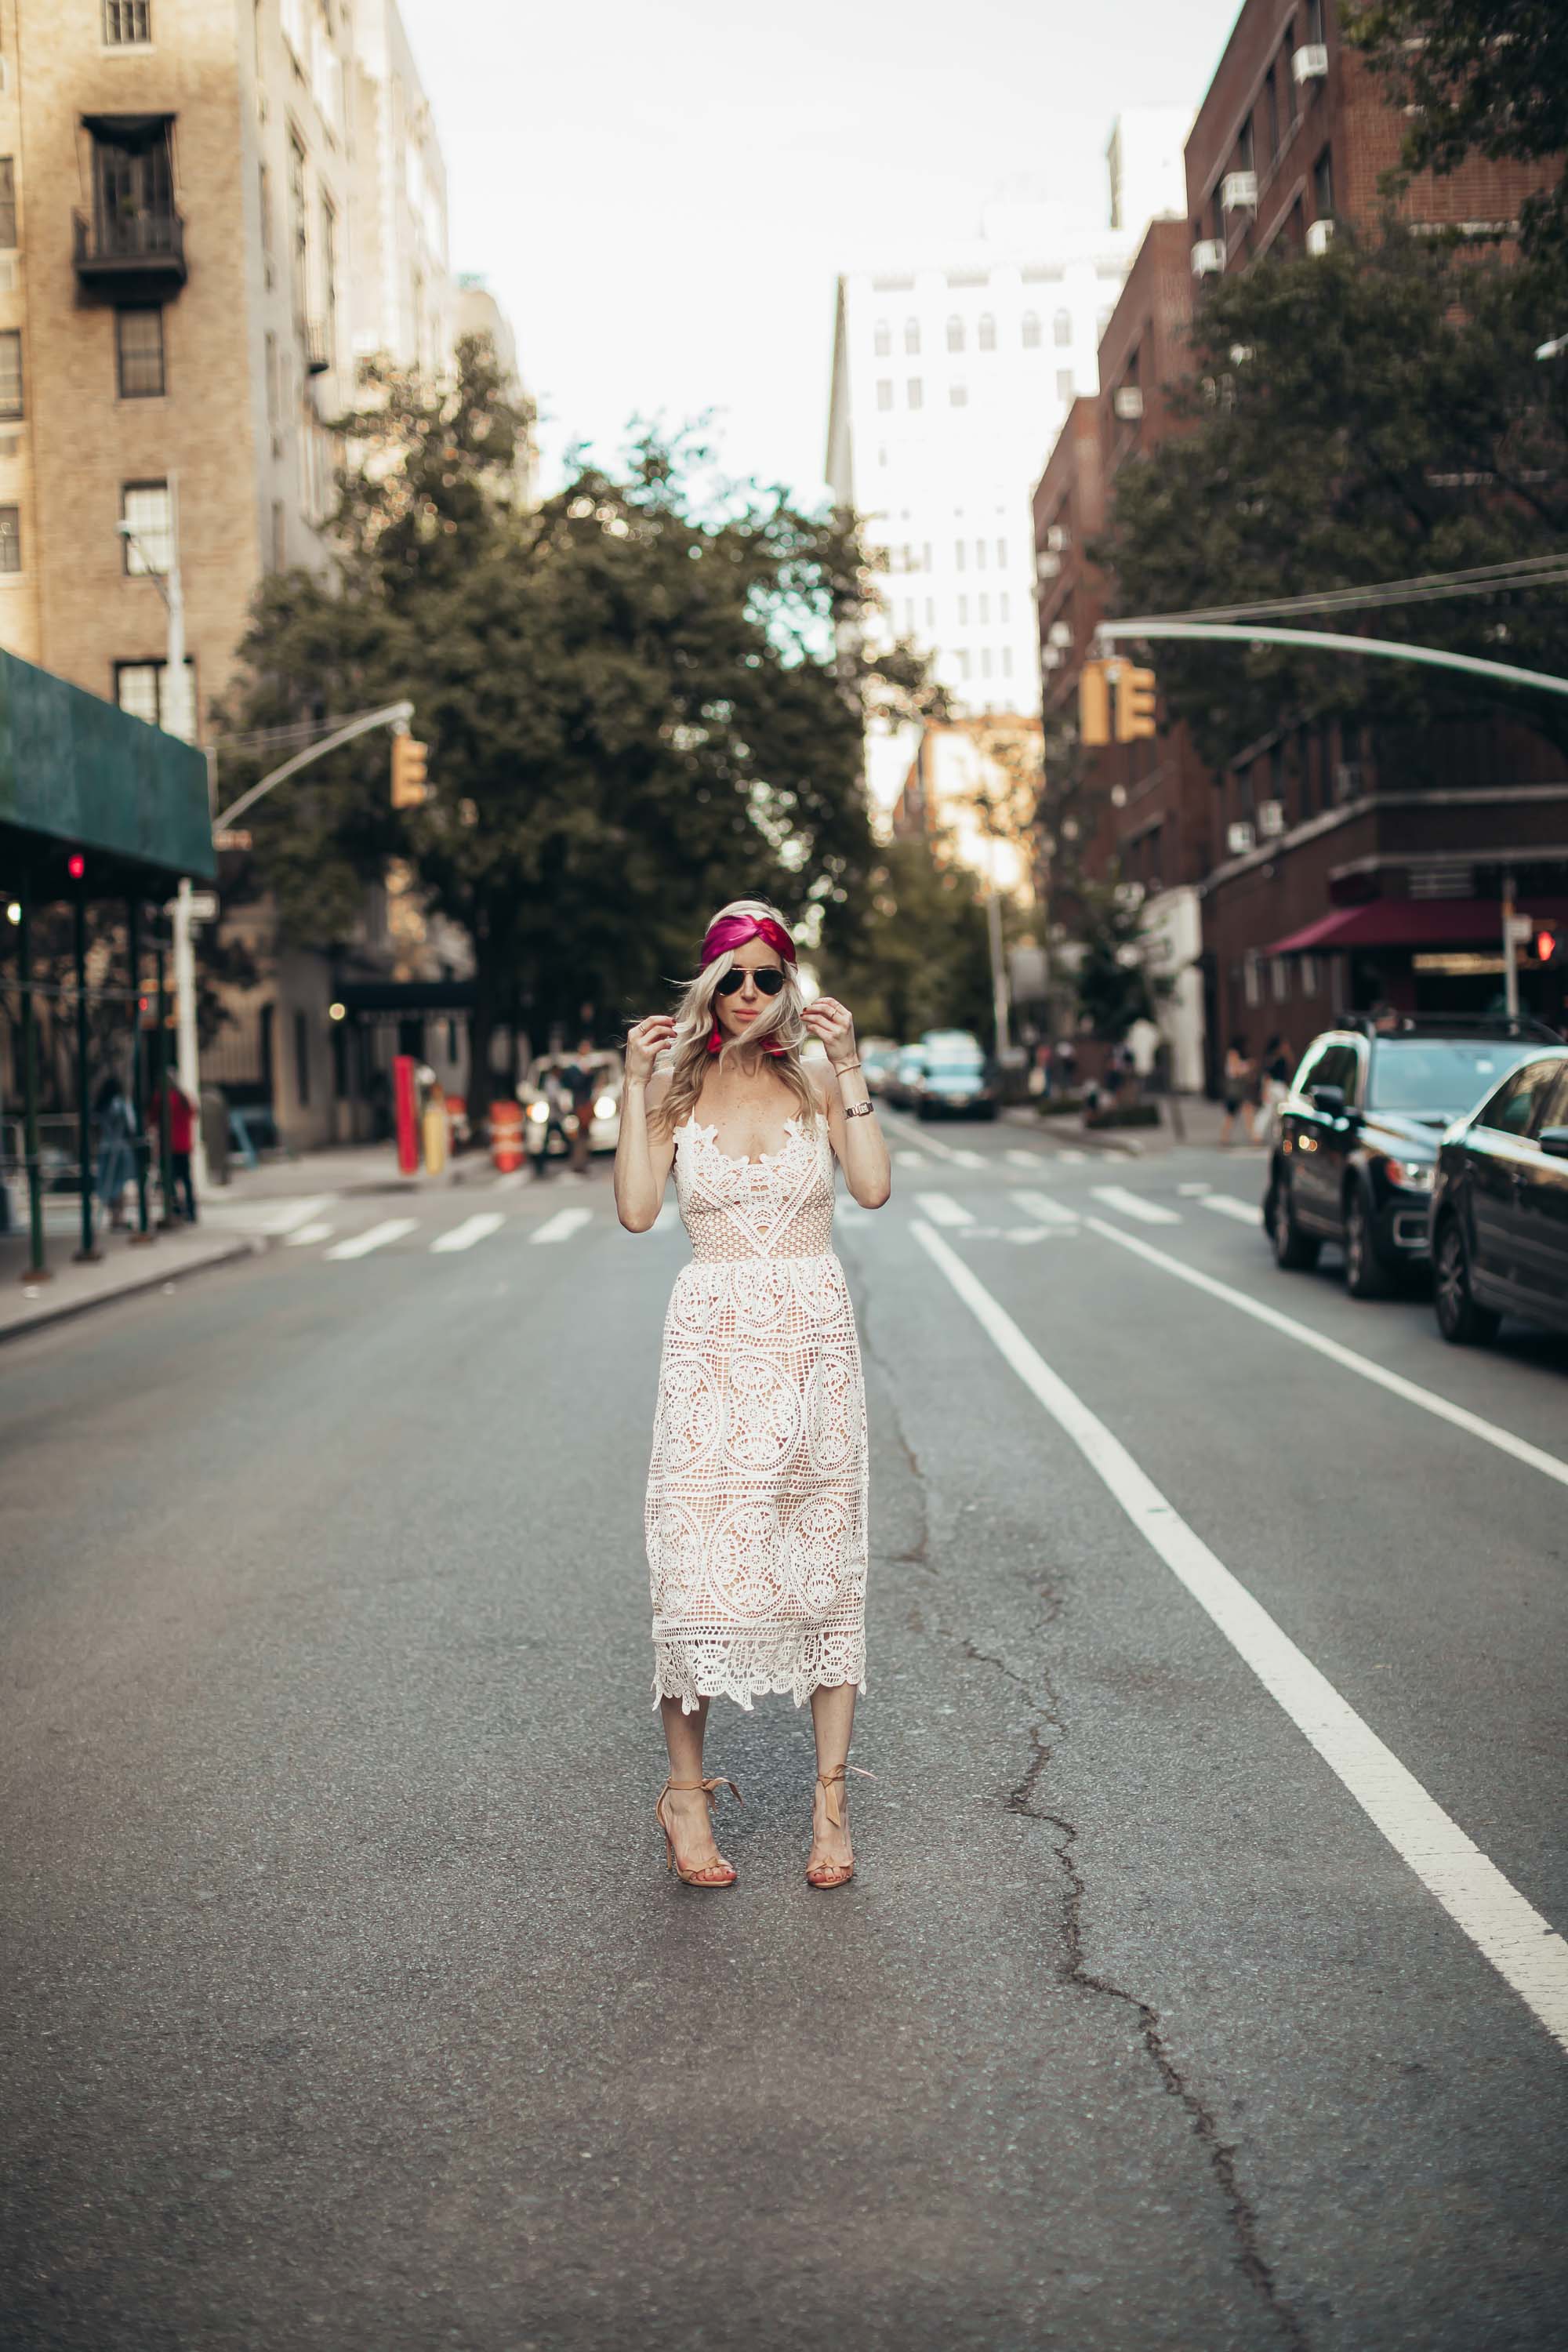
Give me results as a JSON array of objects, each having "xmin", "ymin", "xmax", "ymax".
[
  {"xmin": 325, "ymin": 1218, "xmax": 419, "ymax": 1261},
  {"xmin": 1200, "ymin": 1195, "xmax": 1263, "ymax": 1226},
  {"xmin": 430, "ymin": 1212, "xmax": 506, "ymax": 1254},
  {"xmin": 911, "ymin": 1218, "xmax": 1568, "ymax": 2056},
  {"xmin": 946, "ymin": 1147, "xmax": 986, "ymax": 1169},
  {"xmin": 895, "ymin": 1149, "xmax": 930, "ymax": 1169},
  {"xmin": 1012, "ymin": 1189, "xmax": 1080, "ymax": 1227},
  {"xmin": 888, "ymin": 1120, "xmax": 971, "ymax": 1167},
  {"xmin": 915, "ymin": 1191, "xmax": 975, "ymax": 1229},
  {"xmin": 1007, "ymin": 1149, "xmax": 1047, "ymax": 1170},
  {"xmin": 1086, "ymin": 1216, "xmax": 1568, "ymax": 1494},
  {"xmin": 285, "ymin": 1221, "xmax": 335, "ymax": 1248},
  {"xmin": 1057, "ymin": 1148, "xmax": 1087, "ymax": 1164},
  {"xmin": 221, "ymin": 1194, "xmax": 336, "ymax": 1236},
  {"xmin": 530, "ymin": 1206, "xmax": 593, "ymax": 1245},
  {"xmin": 1178, "ymin": 1181, "xmax": 1212, "ymax": 1197},
  {"xmin": 1092, "ymin": 1184, "xmax": 1182, "ymax": 1226}
]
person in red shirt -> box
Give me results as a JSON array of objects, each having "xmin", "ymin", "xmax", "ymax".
[{"xmin": 149, "ymin": 1079, "xmax": 198, "ymax": 1222}]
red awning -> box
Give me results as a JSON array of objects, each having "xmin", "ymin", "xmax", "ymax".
[{"xmin": 1265, "ymin": 897, "xmax": 1568, "ymax": 956}]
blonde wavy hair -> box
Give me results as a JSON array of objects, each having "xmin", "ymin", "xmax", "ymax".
[{"xmin": 648, "ymin": 897, "xmax": 817, "ymax": 1141}]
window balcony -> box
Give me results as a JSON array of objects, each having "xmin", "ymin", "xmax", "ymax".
[{"xmin": 73, "ymin": 206, "xmax": 187, "ymax": 294}]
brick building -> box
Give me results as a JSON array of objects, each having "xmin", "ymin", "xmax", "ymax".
[{"xmin": 1036, "ymin": 0, "xmax": 1568, "ymax": 1091}]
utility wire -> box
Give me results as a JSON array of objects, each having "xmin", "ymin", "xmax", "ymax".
[{"xmin": 1115, "ymin": 553, "xmax": 1568, "ymax": 630}]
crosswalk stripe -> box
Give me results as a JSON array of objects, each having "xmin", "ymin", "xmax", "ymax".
[
  {"xmin": 1012, "ymin": 1189, "xmax": 1079, "ymax": 1227},
  {"xmin": 285, "ymin": 1221, "xmax": 335, "ymax": 1247},
  {"xmin": 325, "ymin": 1218, "xmax": 419, "ymax": 1260},
  {"xmin": 220, "ymin": 1194, "xmax": 336, "ymax": 1237},
  {"xmin": 1091, "ymin": 1185, "xmax": 1181, "ymax": 1226},
  {"xmin": 531, "ymin": 1206, "xmax": 593, "ymax": 1245},
  {"xmin": 895, "ymin": 1149, "xmax": 929, "ymax": 1169},
  {"xmin": 1200, "ymin": 1195, "xmax": 1262, "ymax": 1226},
  {"xmin": 1057, "ymin": 1148, "xmax": 1087, "ymax": 1164},
  {"xmin": 914, "ymin": 1191, "xmax": 975, "ymax": 1229},
  {"xmin": 1006, "ymin": 1149, "xmax": 1046, "ymax": 1170},
  {"xmin": 430, "ymin": 1212, "xmax": 506, "ymax": 1254},
  {"xmin": 1178, "ymin": 1181, "xmax": 1211, "ymax": 1197},
  {"xmin": 946, "ymin": 1148, "xmax": 986, "ymax": 1169}
]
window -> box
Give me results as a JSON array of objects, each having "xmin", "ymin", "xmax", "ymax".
[
  {"xmin": 1053, "ymin": 309, "xmax": 1072, "ymax": 348},
  {"xmin": 0, "ymin": 330, "xmax": 22, "ymax": 419},
  {"xmin": 1271, "ymin": 957, "xmax": 1289, "ymax": 1004},
  {"xmin": 1264, "ymin": 68, "xmax": 1279, "ymax": 162},
  {"xmin": 1301, "ymin": 955, "xmax": 1319, "ymax": 998},
  {"xmin": 288, "ymin": 133, "xmax": 307, "ymax": 317},
  {"xmin": 923, "ymin": 542, "xmax": 931, "ymax": 570},
  {"xmin": 122, "ymin": 481, "xmax": 172, "ymax": 574},
  {"xmin": 954, "ymin": 540, "xmax": 965, "ymax": 571},
  {"xmin": 1238, "ymin": 118, "xmax": 1254, "ymax": 172},
  {"xmin": 114, "ymin": 658, "xmax": 195, "ymax": 736},
  {"xmin": 0, "ymin": 162, "xmax": 13, "ymax": 250},
  {"xmin": 876, "ymin": 379, "xmax": 893, "ymax": 412},
  {"xmin": 321, "ymin": 198, "xmax": 338, "ymax": 361},
  {"xmin": 996, "ymin": 538, "xmax": 1007, "ymax": 568},
  {"xmin": 1243, "ymin": 954, "xmax": 1261, "ymax": 1010},
  {"xmin": 281, "ymin": 0, "xmax": 307, "ymax": 57},
  {"xmin": 978, "ymin": 313, "xmax": 996, "ymax": 352},
  {"xmin": 925, "ymin": 599, "xmax": 935, "ymax": 627},
  {"xmin": 1305, "ymin": 0, "xmax": 1324, "ymax": 38},
  {"xmin": 1001, "ymin": 646, "xmax": 1013, "ymax": 678},
  {"xmin": 957, "ymin": 650, "xmax": 971, "ymax": 681},
  {"xmin": 0, "ymin": 506, "xmax": 20, "ymax": 573},
  {"xmin": 294, "ymin": 1009, "xmax": 310, "ymax": 1107},
  {"xmin": 999, "ymin": 593, "xmax": 1010, "ymax": 622},
  {"xmin": 978, "ymin": 593, "xmax": 989, "ymax": 624},
  {"xmin": 1313, "ymin": 145, "xmax": 1334, "ymax": 219},
  {"xmin": 904, "ymin": 318, "xmax": 920, "ymax": 354},
  {"xmin": 259, "ymin": 162, "xmax": 274, "ymax": 281},
  {"xmin": 975, "ymin": 539, "xmax": 986, "ymax": 570},
  {"xmin": 956, "ymin": 596, "xmax": 968, "ymax": 625},
  {"xmin": 116, "ymin": 307, "xmax": 164, "ymax": 398},
  {"xmin": 946, "ymin": 315, "xmax": 964, "ymax": 353},
  {"xmin": 265, "ymin": 329, "xmax": 278, "ymax": 441},
  {"xmin": 271, "ymin": 499, "xmax": 286, "ymax": 571},
  {"xmin": 104, "ymin": 1, "xmax": 152, "ymax": 41},
  {"xmin": 949, "ymin": 383, "xmax": 967, "ymax": 407},
  {"xmin": 1055, "ymin": 368, "xmax": 1073, "ymax": 402},
  {"xmin": 907, "ymin": 377, "xmax": 923, "ymax": 409},
  {"xmin": 1022, "ymin": 311, "xmax": 1040, "ymax": 349},
  {"xmin": 1479, "ymin": 1059, "xmax": 1560, "ymax": 1138},
  {"xmin": 981, "ymin": 648, "xmax": 993, "ymax": 679},
  {"xmin": 873, "ymin": 319, "xmax": 890, "ymax": 357}
]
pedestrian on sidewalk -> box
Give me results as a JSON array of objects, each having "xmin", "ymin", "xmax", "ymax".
[
  {"xmin": 616, "ymin": 896, "xmax": 890, "ymax": 1892},
  {"xmin": 563, "ymin": 1039, "xmax": 598, "ymax": 1174},
  {"xmin": 150, "ymin": 1076, "xmax": 198, "ymax": 1221},
  {"xmin": 1219, "ymin": 1036, "xmax": 1254, "ymax": 1146},
  {"xmin": 92, "ymin": 1072, "xmax": 138, "ymax": 1232}
]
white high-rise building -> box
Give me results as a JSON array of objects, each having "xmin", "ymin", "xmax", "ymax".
[
  {"xmin": 349, "ymin": 0, "xmax": 452, "ymax": 376},
  {"xmin": 826, "ymin": 114, "xmax": 1186, "ymax": 751}
]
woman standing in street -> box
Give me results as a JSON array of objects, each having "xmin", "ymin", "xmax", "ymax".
[
  {"xmin": 615, "ymin": 899, "xmax": 891, "ymax": 1890},
  {"xmin": 1218, "ymin": 1036, "xmax": 1254, "ymax": 1147}
]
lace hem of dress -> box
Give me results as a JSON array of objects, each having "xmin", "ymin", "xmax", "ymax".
[{"xmin": 652, "ymin": 1626, "xmax": 867, "ymax": 1715}]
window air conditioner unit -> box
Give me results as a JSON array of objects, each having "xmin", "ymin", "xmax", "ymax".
[
  {"xmin": 1258, "ymin": 800, "xmax": 1286, "ymax": 837},
  {"xmin": 1048, "ymin": 621, "xmax": 1073, "ymax": 648},
  {"xmin": 1191, "ymin": 240, "xmax": 1225, "ymax": 278},
  {"xmin": 1045, "ymin": 524, "xmax": 1069, "ymax": 553},
  {"xmin": 1292, "ymin": 42, "xmax": 1328, "ymax": 85},
  {"xmin": 1306, "ymin": 217, "xmax": 1335, "ymax": 256},
  {"xmin": 1035, "ymin": 550, "xmax": 1062, "ymax": 579},
  {"xmin": 1112, "ymin": 385, "xmax": 1144, "ymax": 420},
  {"xmin": 1227, "ymin": 821, "xmax": 1256, "ymax": 856},
  {"xmin": 1221, "ymin": 171, "xmax": 1258, "ymax": 215},
  {"xmin": 1334, "ymin": 760, "xmax": 1363, "ymax": 800}
]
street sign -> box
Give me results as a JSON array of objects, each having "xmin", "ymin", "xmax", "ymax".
[{"xmin": 164, "ymin": 891, "xmax": 219, "ymax": 921}]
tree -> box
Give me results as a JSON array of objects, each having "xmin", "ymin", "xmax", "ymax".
[
  {"xmin": 1093, "ymin": 228, "xmax": 1568, "ymax": 773},
  {"xmin": 813, "ymin": 831, "xmax": 995, "ymax": 1045},
  {"xmin": 221, "ymin": 340, "xmax": 935, "ymax": 1095},
  {"xmin": 1345, "ymin": 1, "xmax": 1568, "ymax": 277},
  {"xmin": 1071, "ymin": 879, "xmax": 1175, "ymax": 1044}
]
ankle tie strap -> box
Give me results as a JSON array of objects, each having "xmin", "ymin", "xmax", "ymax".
[
  {"xmin": 816, "ymin": 1764, "xmax": 873, "ymax": 1831},
  {"xmin": 662, "ymin": 1775, "xmax": 742, "ymax": 1809}
]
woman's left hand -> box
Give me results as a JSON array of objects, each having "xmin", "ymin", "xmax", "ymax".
[{"xmin": 803, "ymin": 996, "xmax": 858, "ymax": 1069}]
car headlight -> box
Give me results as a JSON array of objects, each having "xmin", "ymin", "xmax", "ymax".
[
  {"xmin": 594, "ymin": 1094, "xmax": 615, "ymax": 1119},
  {"xmin": 1380, "ymin": 1156, "xmax": 1434, "ymax": 1190},
  {"xmin": 526, "ymin": 1101, "xmax": 548, "ymax": 1122}
]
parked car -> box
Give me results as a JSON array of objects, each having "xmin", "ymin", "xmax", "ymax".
[
  {"xmin": 888, "ymin": 1045, "xmax": 927, "ymax": 1108},
  {"xmin": 915, "ymin": 1030, "xmax": 997, "ymax": 1120},
  {"xmin": 858, "ymin": 1040, "xmax": 902, "ymax": 1096},
  {"xmin": 521, "ymin": 1050, "xmax": 624, "ymax": 1160},
  {"xmin": 1429, "ymin": 1045, "xmax": 1568, "ymax": 1344},
  {"xmin": 1263, "ymin": 1015, "xmax": 1557, "ymax": 1298}
]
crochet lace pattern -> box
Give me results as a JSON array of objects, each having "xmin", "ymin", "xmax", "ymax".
[{"xmin": 644, "ymin": 1116, "xmax": 869, "ymax": 1713}]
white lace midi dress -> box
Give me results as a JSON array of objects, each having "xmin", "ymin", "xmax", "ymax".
[{"xmin": 644, "ymin": 1112, "xmax": 869, "ymax": 1713}]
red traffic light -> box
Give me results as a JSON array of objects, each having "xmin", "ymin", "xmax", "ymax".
[
  {"xmin": 1534, "ymin": 923, "xmax": 1559, "ymax": 964},
  {"xmin": 67, "ymin": 852, "xmax": 85, "ymax": 880}
]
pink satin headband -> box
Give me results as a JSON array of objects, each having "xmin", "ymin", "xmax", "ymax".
[{"xmin": 699, "ymin": 913, "xmax": 797, "ymax": 970}]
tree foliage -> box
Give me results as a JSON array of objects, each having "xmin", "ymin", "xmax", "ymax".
[
  {"xmin": 1071, "ymin": 880, "xmax": 1176, "ymax": 1044},
  {"xmin": 812, "ymin": 832, "xmax": 995, "ymax": 1046},
  {"xmin": 220, "ymin": 336, "xmax": 936, "ymax": 1085},
  {"xmin": 1345, "ymin": 0, "xmax": 1568, "ymax": 274},
  {"xmin": 1093, "ymin": 229, "xmax": 1568, "ymax": 771}
]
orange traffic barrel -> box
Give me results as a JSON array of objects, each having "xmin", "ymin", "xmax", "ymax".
[{"xmin": 491, "ymin": 1099, "xmax": 524, "ymax": 1173}]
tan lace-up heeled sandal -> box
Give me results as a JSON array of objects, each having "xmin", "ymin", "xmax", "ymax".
[
  {"xmin": 806, "ymin": 1764, "xmax": 870, "ymax": 1889},
  {"xmin": 656, "ymin": 1775, "xmax": 742, "ymax": 1888}
]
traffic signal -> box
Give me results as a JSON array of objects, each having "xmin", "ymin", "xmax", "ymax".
[
  {"xmin": 1115, "ymin": 666, "xmax": 1159, "ymax": 742},
  {"xmin": 390, "ymin": 734, "xmax": 429, "ymax": 808},
  {"xmin": 1078, "ymin": 660, "xmax": 1111, "ymax": 746},
  {"xmin": 1532, "ymin": 920, "xmax": 1562, "ymax": 966}
]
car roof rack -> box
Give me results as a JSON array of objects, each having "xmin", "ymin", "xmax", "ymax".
[{"xmin": 1336, "ymin": 1010, "xmax": 1563, "ymax": 1044}]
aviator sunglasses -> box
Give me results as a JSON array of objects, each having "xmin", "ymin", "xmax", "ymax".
[{"xmin": 714, "ymin": 965, "xmax": 786, "ymax": 996}]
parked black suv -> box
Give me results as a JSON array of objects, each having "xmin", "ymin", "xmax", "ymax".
[
  {"xmin": 1263, "ymin": 1015, "xmax": 1559, "ymax": 1298},
  {"xmin": 1430, "ymin": 1045, "xmax": 1568, "ymax": 1344}
]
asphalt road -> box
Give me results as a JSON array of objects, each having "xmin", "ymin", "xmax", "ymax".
[{"xmin": 3, "ymin": 1110, "xmax": 1566, "ymax": 2351}]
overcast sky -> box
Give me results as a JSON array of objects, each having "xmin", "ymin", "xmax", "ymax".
[{"xmin": 397, "ymin": 0, "xmax": 1243, "ymax": 506}]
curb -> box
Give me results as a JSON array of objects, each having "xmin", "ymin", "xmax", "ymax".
[{"xmin": 0, "ymin": 1235, "xmax": 260, "ymax": 1345}]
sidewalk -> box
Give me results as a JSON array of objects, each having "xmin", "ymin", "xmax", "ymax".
[
  {"xmin": 0, "ymin": 1219, "xmax": 259, "ymax": 1343},
  {"xmin": 1005, "ymin": 1093, "xmax": 1265, "ymax": 1156}
]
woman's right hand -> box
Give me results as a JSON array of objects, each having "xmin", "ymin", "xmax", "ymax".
[{"xmin": 625, "ymin": 1014, "xmax": 676, "ymax": 1085}]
